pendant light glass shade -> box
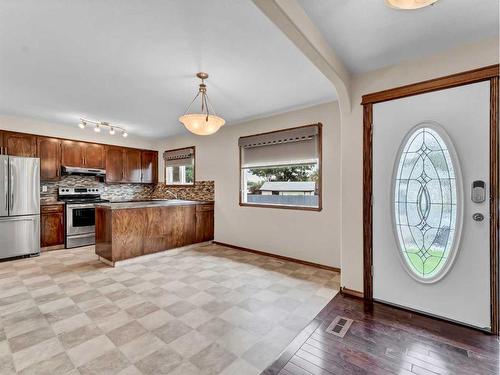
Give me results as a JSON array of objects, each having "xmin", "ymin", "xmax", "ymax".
[
  {"xmin": 385, "ymin": 0, "xmax": 438, "ymax": 9},
  {"xmin": 179, "ymin": 72, "xmax": 225, "ymax": 136},
  {"xmin": 179, "ymin": 114, "xmax": 225, "ymax": 136}
]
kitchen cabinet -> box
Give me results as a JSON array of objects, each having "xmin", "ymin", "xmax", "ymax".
[
  {"xmin": 106, "ymin": 147, "xmax": 147, "ymax": 183},
  {"xmin": 61, "ymin": 140, "xmax": 85, "ymax": 167},
  {"xmin": 105, "ymin": 146, "xmax": 124, "ymax": 183},
  {"xmin": 37, "ymin": 137, "xmax": 61, "ymax": 181},
  {"xmin": 41, "ymin": 204, "xmax": 65, "ymax": 248},
  {"xmin": 61, "ymin": 140, "xmax": 105, "ymax": 169},
  {"xmin": 83, "ymin": 143, "xmax": 105, "ymax": 169},
  {"xmin": 141, "ymin": 150, "xmax": 158, "ymax": 183},
  {"xmin": 1, "ymin": 131, "xmax": 36, "ymax": 157},
  {"xmin": 95, "ymin": 201, "xmax": 214, "ymax": 263},
  {"xmin": 123, "ymin": 148, "xmax": 142, "ymax": 183},
  {"xmin": 196, "ymin": 204, "xmax": 214, "ymax": 242}
]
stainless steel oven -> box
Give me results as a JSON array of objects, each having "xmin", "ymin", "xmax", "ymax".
[{"xmin": 59, "ymin": 187, "xmax": 108, "ymax": 248}]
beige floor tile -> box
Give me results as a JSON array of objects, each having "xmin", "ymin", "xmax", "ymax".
[
  {"xmin": 137, "ymin": 309, "xmax": 174, "ymax": 331},
  {"xmin": 189, "ymin": 342, "xmax": 237, "ymax": 375},
  {"xmin": 12, "ymin": 337, "xmax": 65, "ymax": 372},
  {"xmin": 119, "ymin": 333, "xmax": 164, "ymax": 363},
  {"xmin": 135, "ymin": 347, "xmax": 183, "ymax": 375},
  {"xmin": 168, "ymin": 330, "xmax": 212, "ymax": 358},
  {"xmin": 66, "ymin": 334, "xmax": 115, "ymax": 367},
  {"xmin": 51, "ymin": 312, "xmax": 92, "ymax": 334},
  {"xmin": 108, "ymin": 321, "xmax": 147, "ymax": 347},
  {"xmin": 78, "ymin": 349, "xmax": 129, "ymax": 375}
]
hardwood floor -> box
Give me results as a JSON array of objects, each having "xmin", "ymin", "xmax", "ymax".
[{"xmin": 263, "ymin": 294, "xmax": 499, "ymax": 375}]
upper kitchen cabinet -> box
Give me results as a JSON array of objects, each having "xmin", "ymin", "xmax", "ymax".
[
  {"xmin": 141, "ymin": 150, "xmax": 158, "ymax": 183},
  {"xmin": 61, "ymin": 140, "xmax": 85, "ymax": 167},
  {"xmin": 37, "ymin": 137, "xmax": 61, "ymax": 181},
  {"xmin": 105, "ymin": 146, "xmax": 124, "ymax": 183},
  {"xmin": 84, "ymin": 143, "xmax": 105, "ymax": 169},
  {"xmin": 1, "ymin": 131, "xmax": 37, "ymax": 157},
  {"xmin": 61, "ymin": 140, "xmax": 105, "ymax": 169},
  {"xmin": 123, "ymin": 148, "xmax": 142, "ymax": 183}
]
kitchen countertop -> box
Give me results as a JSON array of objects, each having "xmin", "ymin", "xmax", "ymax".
[{"xmin": 95, "ymin": 199, "xmax": 213, "ymax": 210}]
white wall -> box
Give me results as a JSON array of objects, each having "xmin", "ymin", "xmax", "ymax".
[
  {"xmin": 0, "ymin": 115, "xmax": 156, "ymax": 150},
  {"xmin": 156, "ymin": 102, "xmax": 342, "ymax": 268},
  {"xmin": 340, "ymin": 37, "xmax": 500, "ymax": 292}
]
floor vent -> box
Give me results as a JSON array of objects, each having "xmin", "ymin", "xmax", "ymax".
[{"xmin": 326, "ymin": 316, "xmax": 353, "ymax": 338}]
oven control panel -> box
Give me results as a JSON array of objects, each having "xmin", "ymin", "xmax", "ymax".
[{"xmin": 59, "ymin": 187, "xmax": 103, "ymax": 196}]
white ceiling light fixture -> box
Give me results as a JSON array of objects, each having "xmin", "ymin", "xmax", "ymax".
[
  {"xmin": 179, "ymin": 72, "xmax": 225, "ymax": 136},
  {"xmin": 78, "ymin": 118, "xmax": 128, "ymax": 137},
  {"xmin": 385, "ymin": 0, "xmax": 439, "ymax": 10}
]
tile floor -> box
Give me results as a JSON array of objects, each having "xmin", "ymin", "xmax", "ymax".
[{"xmin": 0, "ymin": 243, "xmax": 339, "ymax": 374}]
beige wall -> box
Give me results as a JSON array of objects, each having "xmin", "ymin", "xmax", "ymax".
[
  {"xmin": 156, "ymin": 102, "xmax": 342, "ymax": 268},
  {"xmin": 340, "ymin": 37, "xmax": 500, "ymax": 292},
  {"xmin": 0, "ymin": 115, "xmax": 156, "ymax": 150}
]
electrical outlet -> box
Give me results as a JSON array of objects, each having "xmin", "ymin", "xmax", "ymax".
[{"xmin": 42, "ymin": 185, "xmax": 48, "ymax": 193}]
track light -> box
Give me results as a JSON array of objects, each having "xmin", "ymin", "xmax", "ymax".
[{"xmin": 78, "ymin": 118, "xmax": 127, "ymax": 137}]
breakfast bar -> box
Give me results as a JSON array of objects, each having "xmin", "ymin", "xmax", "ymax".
[{"xmin": 94, "ymin": 200, "xmax": 214, "ymax": 265}]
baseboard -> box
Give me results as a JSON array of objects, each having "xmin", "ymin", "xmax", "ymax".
[
  {"xmin": 41, "ymin": 244, "xmax": 65, "ymax": 252},
  {"xmin": 340, "ymin": 287, "xmax": 364, "ymax": 299},
  {"xmin": 212, "ymin": 241, "xmax": 340, "ymax": 273}
]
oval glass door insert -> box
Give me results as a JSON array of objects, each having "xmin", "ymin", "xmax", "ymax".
[{"xmin": 393, "ymin": 123, "xmax": 462, "ymax": 283}]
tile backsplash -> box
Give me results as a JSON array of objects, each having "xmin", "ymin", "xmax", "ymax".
[{"xmin": 40, "ymin": 175, "xmax": 214, "ymax": 202}]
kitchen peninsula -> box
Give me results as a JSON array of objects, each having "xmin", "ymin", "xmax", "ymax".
[{"xmin": 94, "ymin": 199, "xmax": 214, "ymax": 265}]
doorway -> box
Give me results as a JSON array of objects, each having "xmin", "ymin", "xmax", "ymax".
[{"xmin": 362, "ymin": 65, "xmax": 499, "ymax": 332}]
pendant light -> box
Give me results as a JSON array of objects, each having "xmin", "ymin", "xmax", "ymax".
[
  {"xmin": 385, "ymin": 0, "xmax": 439, "ymax": 9},
  {"xmin": 179, "ymin": 72, "xmax": 225, "ymax": 136}
]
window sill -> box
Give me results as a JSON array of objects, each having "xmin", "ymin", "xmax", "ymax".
[{"xmin": 239, "ymin": 202, "xmax": 322, "ymax": 212}]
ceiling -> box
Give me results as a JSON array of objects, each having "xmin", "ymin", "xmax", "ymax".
[
  {"xmin": 0, "ymin": 0, "xmax": 336, "ymax": 138},
  {"xmin": 298, "ymin": 0, "xmax": 499, "ymax": 74}
]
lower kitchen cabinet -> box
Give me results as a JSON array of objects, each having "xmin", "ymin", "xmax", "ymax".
[
  {"xmin": 196, "ymin": 204, "xmax": 214, "ymax": 242},
  {"xmin": 41, "ymin": 204, "xmax": 65, "ymax": 249}
]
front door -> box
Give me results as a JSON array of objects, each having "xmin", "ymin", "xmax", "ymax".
[{"xmin": 372, "ymin": 81, "xmax": 491, "ymax": 330}]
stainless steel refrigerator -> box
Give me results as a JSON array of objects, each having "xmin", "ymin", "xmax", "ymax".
[{"xmin": 0, "ymin": 156, "xmax": 40, "ymax": 259}]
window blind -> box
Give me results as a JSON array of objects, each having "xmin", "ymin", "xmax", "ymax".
[
  {"xmin": 163, "ymin": 147, "xmax": 194, "ymax": 168},
  {"xmin": 239, "ymin": 124, "xmax": 320, "ymax": 168}
]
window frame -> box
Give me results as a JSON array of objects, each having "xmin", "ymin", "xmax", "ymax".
[
  {"xmin": 164, "ymin": 146, "xmax": 196, "ymax": 187},
  {"xmin": 238, "ymin": 123, "xmax": 322, "ymax": 212}
]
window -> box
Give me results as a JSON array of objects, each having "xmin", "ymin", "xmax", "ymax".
[
  {"xmin": 239, "ymin": 123, "xmax": 322, "ymax": 210},
  {"xmin": 164, "ymin": 147, "xmax": 195, "ymax": 185},
  {"xmin": 393, "ymin": 124, "xmax": 462, "ymax": 283}
]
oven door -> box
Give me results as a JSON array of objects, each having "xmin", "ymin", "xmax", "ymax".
[{"xmin": 66, "ymin": 204, "xmax": 96, "ymax": 235}]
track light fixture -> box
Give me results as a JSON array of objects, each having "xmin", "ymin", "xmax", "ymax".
[{"xmin": 78, "ymin": 118, "xmax": 128, "ymax": 137}]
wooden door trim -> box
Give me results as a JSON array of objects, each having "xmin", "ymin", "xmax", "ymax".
[
  {"xmin": 362, "ymin": 65, "xmax": 500, "ymax": 334},
  {"xmin": 362, "ymin": 64, "xmax": 499, "ymax": 105}
]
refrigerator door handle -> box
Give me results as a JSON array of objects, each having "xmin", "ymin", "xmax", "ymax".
[{"xmin": 3, "ymin": 158, "xmax": 7, "ymax": 214}]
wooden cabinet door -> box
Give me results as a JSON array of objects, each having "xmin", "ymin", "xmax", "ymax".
[
  {"xmin": 37, "ymin": 137, "xmax": 61, "ymax": 181},
  {"xmin": 123, "ymin": 149, "xmax": 142, "ymax": 183},
  {"xmin": 196, "ymin": 205, "xmax": 214, "ymax": 243},
  {"xmin": 105, "ymin": 146, "xmax": 124, "ymax": 183},
  {"xmin": 84, "ymin": 143, "xmax": 105, "ymax": 169},
  {"xmin": 3, "ymin": 132, "xmax": 36, "ymax": 157},
  {"xmin": 141, "ymin": 151, "xmax": 158, "ymax": 183},
  {"xmin": 61, "ymin": 140, "xmax": 85, "ymax": 167},
  {"xmin": 41, "ymin": 206, "xmax": 64, "ymax": 248}
]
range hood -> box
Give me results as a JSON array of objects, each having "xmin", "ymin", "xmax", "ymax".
[{"xmin": 62, "ymin": 166, "xmax": 106, "ymax": 177}]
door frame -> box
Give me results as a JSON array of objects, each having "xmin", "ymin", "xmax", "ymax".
[{"xmin": 361, "ymin": 65, "xmax": 500, "ymax": 334}]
